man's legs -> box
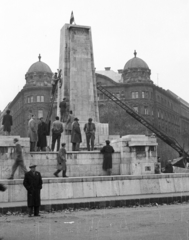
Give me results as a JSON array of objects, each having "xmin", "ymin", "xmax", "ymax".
[
  {"xmin": 76, "ymin": 143, "xmax": 80, "ymax": 151},
  {"xmin": 30, "ymin": 142, "xmax": 35, "ymax": 152},
  {"xmin": 9, "ymin": 161, "xmax": 19, "ymax": 179},
  {"xmin": 51, "ymin": 134, "xmax": 56, "ymax": 151},
  {"xmin": 72, "ymin": 143, "xmax": 76, "ymax": 151},
  {"xmin": 34, "ymin": 206, "xmax": 40, "ymax": 216},
  {"xmin": 86, "ymin": 134, "xmax": 90, "ymax": 151},
  {"xmin": 56, "ymin": 135, "xmax": 61, "ymax": 151},
  {"xmin": 19, "ymin": 161, "xmax": 27, "ymax": 174},
  {"xmin": 91, "ymin": 135, "xmax": 95, "ymax": 151},
  {"xmin": 54, "ymin": 169, "xmax": 61, "ymax": 177},
  {"xmin": 28, "ymin": 206, "xmax": 33, "ymax": 216}
]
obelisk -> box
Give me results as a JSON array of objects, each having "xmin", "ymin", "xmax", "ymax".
[
  {"xmin": 58, "ymin": 24, "xmax": 99, "ymax": 122},
  {"xmin": 57, "ymin": 23, "xmax": 109, "ymax": 150}
]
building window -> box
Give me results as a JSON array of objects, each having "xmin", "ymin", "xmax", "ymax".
[
  {"xmin": 27, "ymin": 97, "xmax": 30, "ymax": 103},
  {"xmin": 142, "ymin": 92, "xmax": 145, "ymax": 98},
  {"xmin": 158, "ymin": 111, "xmax": 160, "ymax": 118},
  {"xmin": 38, "ymin": 110, "xmax": 43, "ymax": 119},
  {"xmin": 144, "ymin": 107, "xmax": 148, "ymax": 115},
  {"xmin": 132, "ymin": 92, "xmax": 139, "ymax": 99},
  {"xmin": 37, "ymin": 96, "xmax": 40, "ymax": 102},
  {"xmin": 31, "ymin": 96, "xmax": 33, "ymax": 103},
  {"xmin": 41, "ymin": 96, "xmax": 44, "ymax": 102},
  {"xmin": 133, "ymin": 106, "xmax": 138, "ymax": 113}
]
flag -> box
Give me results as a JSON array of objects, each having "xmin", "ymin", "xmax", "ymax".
[{"xmin": 70, "ymin": 11, "xmax": 75, "ymax": 24}]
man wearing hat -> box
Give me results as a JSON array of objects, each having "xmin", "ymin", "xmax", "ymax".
[
  {"xmin": 71, "ymin": 118, "xmax": 82, "ymax": 151},
  {"xmin": 100, "ymin": 140, "xmax": 115, "ymax": 175},
  {"xmin": 84, "ymin": 118, "xmax": 96, "ymax": 151},
  {"xmin": 23, "ymin": 164, "xmax": 43, "ymax": 217},
  {"xmin": 8, "ymin": 138, "xmax": 27, "ymax": 180}
]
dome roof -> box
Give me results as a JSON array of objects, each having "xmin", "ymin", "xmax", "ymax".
[
  {"xmin": 124, "ymin": 51, "xmax": 149, "ymax": 70},
  {"xmin": 27, "ymin": 54, "xmax": 52, "ymax": 73}
]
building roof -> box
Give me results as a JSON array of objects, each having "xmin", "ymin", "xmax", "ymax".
[
  {"xmin": 27, "ymin": 54, "xmax": 52, "ymax": 73},
  {"xmin": 124, "ymin": 50, "xmax": 149, "ymax": 70},
  {"xmin": 96, "ymin": 68, "xmax": 122, "ymax": 83}
]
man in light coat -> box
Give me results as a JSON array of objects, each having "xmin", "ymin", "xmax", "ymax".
[{"xmin": 28, "ymin": 115, "xmax": 38, "ymax": 152}]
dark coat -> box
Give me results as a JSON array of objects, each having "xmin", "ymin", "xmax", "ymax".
[
  {"xmin": 37, "ymin": 122, "xmax": 47, "ymax": 149},
  {"xmin": 101, "ymin": 145, "xmax": 115, "ymax": 170},
  {"xmin": 15, "ymin": 143, "xmax": 23, "ymax": 161},
  {"xmin": 2, "ymin": 114, "xmax": 13, "ymax": 132},
  {"xmin": 164, "ymin": 163, "xmax": 173, "ymax": 173},
  {"xmin": 0, "ymin": 183, "xmax": 6, "ymax": 192},
  {"xmin": 23, "ymin": 171, "xmax": 43, "ymax": 207},
  {"xmin": 71, "ymin": 121, "xmax": 82, "ymax": 143},
  {"xmin": 59, "ymin": 100, "xmax": 67, "ymax": 112}
]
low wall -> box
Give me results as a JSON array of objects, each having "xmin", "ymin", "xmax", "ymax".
[
  {"xmin": 0, "ymin": 151, "xmax": 121, "ymax": 179},
  {"xmin": 0, "ymin": 173, "xmax": 189, "ymax": 203}
]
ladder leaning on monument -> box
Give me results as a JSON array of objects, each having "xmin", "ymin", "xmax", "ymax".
[
  {"xmin": 97, "ymin": 83, "xmax": 189, "ymax": 167},
  {"xmin": 46, "ymin": 69, "xmax": 62, "ymax": 133}
]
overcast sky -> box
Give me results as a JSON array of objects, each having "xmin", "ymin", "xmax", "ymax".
[{"xmin": 0, "ymin": 0, "xmax": 188, "ymax": 111}]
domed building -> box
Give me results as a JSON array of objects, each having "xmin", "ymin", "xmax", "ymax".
[
  {"xmin": 96, "ymin": 51, "xmax": 189, "ymax": 163},
  {"xmin": 5, "ymin": 55, "xmax": 53, "ymax": 137}
]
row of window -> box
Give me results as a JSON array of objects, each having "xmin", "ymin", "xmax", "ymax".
[
  {"xmin": 27, "ymin": 96, "xmax": 44, "ymax": 103},
  {"xmin": 131, "ymin": 91, "xmax": 150, "ymax": 99}
]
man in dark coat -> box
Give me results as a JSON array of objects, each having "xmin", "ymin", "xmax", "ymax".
[
  {"xmin": 163, "ymin": 160, "xmax": 174, "ymax": 173},
  {"xmin": 0, "ymin": 183, "xmax": 6, "ymax": 192},
  {"xmin": 23, "ymin": 164, "xmax": 43, "ymax": 217},
  {"xmin": 84, "ymin": 118, "xmax": 96, "ymax": 151},
  {"xmin": 71, "ymin": 118, "xmax": 82, "ymax": 151},
  {"xmin": 8, "ymin": 138, "xmax": 27, "ymax": 180},
  {"xmin": 2, "ymin": 109, "xmax": 13, "ymax": 136},
  {"xmin": 101, "ymin": 140, "xmax": 115, "ymax": 175},
  {"xmin": 37, "ymin": 117, "xmax": 47, "ymax": 151},
  {"xmin": 59, "ymin": 98, "xmax": 67, "ymax": 122}
]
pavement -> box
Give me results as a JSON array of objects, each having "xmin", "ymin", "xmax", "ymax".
[{"xmin": 1, "ymin": 202, "xmax": 189, "ymax": 240}]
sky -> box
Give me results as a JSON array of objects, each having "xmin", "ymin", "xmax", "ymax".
[{"xmin": 0, "ymin": 0, "xmax": 189, "ymax": 111}]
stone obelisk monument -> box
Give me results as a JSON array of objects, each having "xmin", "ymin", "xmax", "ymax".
[{"xmin": 58, "ymin": 23, "xmax": 108, "ymax": 150}]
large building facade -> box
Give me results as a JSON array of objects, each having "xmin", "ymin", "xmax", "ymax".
[
  {"xmin": 1, "ymin": 52, "xmax": 189, "ymax": 164},
  {"xmin": 96, "ymin": 51, "xmax": 189, "ymax": 162},
  {"xmin": 0, "ymin": 55, "xmax": 54, "ymax": 137}
]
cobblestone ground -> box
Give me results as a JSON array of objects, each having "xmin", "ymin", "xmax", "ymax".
[{"xmin": 1, "ymin": 203, "xmax": 189, "ymax": 240}]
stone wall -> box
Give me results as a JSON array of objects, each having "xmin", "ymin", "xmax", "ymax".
[{"xmin": 1, "ymin": 173, "xmax": 189, "ymax": 203}]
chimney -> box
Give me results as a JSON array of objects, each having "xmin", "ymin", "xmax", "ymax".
[
  {"xmin": 105, "ymin": 67, "xmax": 111, "ymax": 71},
  {"xmin": 118, "ymin": 69, "xmax": 123, "ymax": 74}
]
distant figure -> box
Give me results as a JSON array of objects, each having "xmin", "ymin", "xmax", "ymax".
[
  {"xmin": 23, "ymin": 164, "xmax": 43, "ymax": 217},
  {"xmin": 163, "ymin": 160, "xmax": 173, "ymax": 173},
  {"xmin": 2, "ymin": 109, "xmax": 13, "ymax": 136},
  {"xmin": 84, "ymin": 118, "xmax": 96, "ymax": 151},
  {"xmin": 37, "ymin": 117, "xmax": 47, "ymax": 151},
  {"xmin": 59, "ymin": 98, "xmax": 67, "ymax": 122},
  {"xmin": 51, "ymin": 116, "xmax": 63, "ymax": 152},
  {"xmin": 154, "ymin": 163, "xmax": 160, "ymax": 174},
  {"xmin": 71, "ymin": 118, "xmax": 82, "ymax": 151},
  {"xmin": 54, "ymin": 143, "xmax": 68, "ymax": 178},
  {"xmin": 8, "ymin": 138, "xmax": 27, "ymax": 180},
  {"xmin": 0, "ymin": 183, "xmax": 6, "ymax": 192},
  {"xmin": 65, "ymin": 110, "xmax": 74, "ymax": 135},
  {"xmin": 51, "ymin": 72, "xmax": 58, "ymax": 98},
  {"xmin": 28, "ymin": 115, "xmax": 38, "ymax": 152},
  {"xmin": 101, "ymin": 140, "xmax": 115, "ymax": 175}
]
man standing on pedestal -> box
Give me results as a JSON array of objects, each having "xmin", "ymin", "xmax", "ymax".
[
  {"xmin": 2, "ymin": 109, "xmax": 13, "ymax": 136},
  {"xmin": 28, "ymin": 115, "xmax": 38, "ymax": 152},
  {"xmin": 59, "ymin": 98, "xmax": 67, "ymax": 122},
  {"xmin": 65, "ymin": 110, "xmax": 74, "ymax": 135},
  {"xmin": 51, "ymin": 116, "xmax": 63, "ymax": 151},
  {"xmin": 23, "ymin": 164, "xmax": 43, "ymax": 217},
  {"xmin": 71, "ymin": 118, "xmax": 82, "ymax": 151},
  {"xmin": 84, "ymin": 118, "xmax": 96, "ymax": 151}
]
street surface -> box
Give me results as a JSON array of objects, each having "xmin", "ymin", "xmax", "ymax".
[{"xmin": 1, "ymin": 203, "xmax": 189, "ymax": 240}]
